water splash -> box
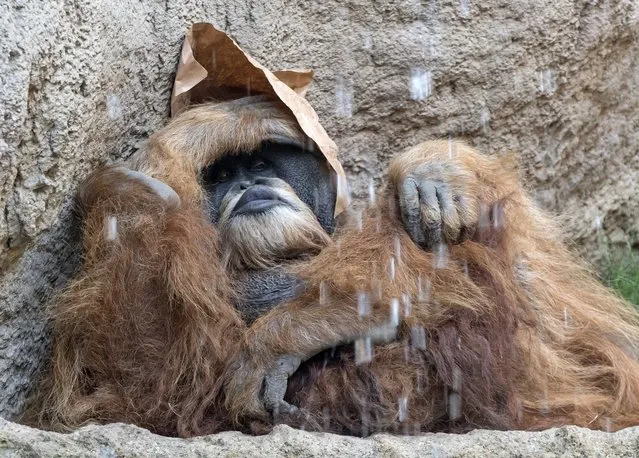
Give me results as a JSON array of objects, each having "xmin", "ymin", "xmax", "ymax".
[
  {"xmin": 398, "ymin": 396, "xmax": 409, "ymax": 422},
  {"xmin": 106, "ymin": 95, "xmax": 123, "ymax": 120},
  {"xmin": 538, "ymin": 68, "xmax": 557, "ymax": 94},
  {"xmin": 355, "ymin": 336, "xmax": 373, "ymax": 365},
  {"xmin": 358, "ymin": 291, "xmax": 371, "ymax": 316},
  {"xmin": 409, "ymin": 69, "xmax": 432, "ymax": 101},
  {"xmin": 335, "ymin": 77, "xmax": 354, "ymax": 117},
  {"xmin": 105, "ymin": 216, "xmax": 118, "ymax": 241}
]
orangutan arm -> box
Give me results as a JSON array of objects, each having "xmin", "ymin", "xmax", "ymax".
[
  {"xmin": 40, "ymin": 166, "xmax": 242, "ymax": 437},
  {"xmin": 223, "ymin": 140, "xmax": 525, "ymax": 423}
]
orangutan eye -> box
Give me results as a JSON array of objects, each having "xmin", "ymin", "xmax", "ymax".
[
  {"xmin": 250, "ymin": 159, "xmax": 267, "ymax": 172},
  {"xmin": 213, "ymin": 169, "xmax": 230, "ymax": 184}
]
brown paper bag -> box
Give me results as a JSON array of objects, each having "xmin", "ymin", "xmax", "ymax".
[{"xmin": 170, "ymin": 23, "xmax": 348, "ymax": 215}]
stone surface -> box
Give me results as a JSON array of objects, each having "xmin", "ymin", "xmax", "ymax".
[
  {"xmin": 2, "ymin": 0, "xmax": 639, "ymax": 423},
  {"xmin": 2, "ymin": 419, "xmax": 639, "ymax": 458}
]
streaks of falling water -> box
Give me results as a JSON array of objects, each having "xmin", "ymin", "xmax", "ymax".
[
  {"xmin": 368, "ymin": 180, "xmax": 377, "ymax": 207},
  {"xmin": 410, "ymin": 326, "xmax": 427, "ymax": 350},
  {"xmin": 538, "ymin": 68, "xmax": 557, "ymax": 95},
  {"xmin": 460, "ymin": 0, "xmax": 470, "ymax": 18},
  {"xmin": 390, "ymin": 298, "xmax": 400, "ymax": 326},
  {"xmin": 398, "ymin": 396, "xmax": 409, "ymax": 422},
  {"xmin": 593, "ymin": 214, "xmax": 603, "ymax": 231},
  {"xmin": 389, "ymin": 256, "xmax": 396, "ymax": 281},
  {"xmin": 402, "ymin": 293, "xmax": 412, "ymax": 316},
  {"xmin": 492, "ymin": 202, "xmax": 505, "ymax": 229},
  {"xmin": 337, "ymin": 174, "xmax": 352, "ymax": 209},
  {"xmin": 319, "ymin": 281, "xmax": 329, "ymax": 305},
  {"xmin": 409, "ymin": 68, "xmax": 432, "ymax": 101},
  {"xmin": 394, "ymin": 236, "xmax": 402, "ymax": 262},
  {"xmin": 480, "ymin": 106, "xmax": 490, "ymax": 135},
  {"xmin": 106, "ymin": 94, "xmax": 123, "ymax": 120},
  {"xmin": 355, "ymin": 336, "xmax": 373, "ymax": 365},
  {"xmin": 448, "ymin": 392, "xmax": 462, "ymax": 421},
  {"xmin": 417, "ymin": 274, "xmax": 431, "ymax": 303},
  {"xmin": 358, "ymin": 291, "xmax": 371, "ymax": 316},
  {"xmin": 433, "ymin": 243, "xmax": 448, "ymax": 269},
  {"xmin": 105, "ymin": 216, "xmax": 118, "ymax": 241},
  {"xmin": 335, "ymin": 77, "xmax": 354, "ymax": 118}
]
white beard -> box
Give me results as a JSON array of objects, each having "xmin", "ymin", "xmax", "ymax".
[{"xmin": 218, "ymin": 183, "xmax": 331, "ymax": 270}]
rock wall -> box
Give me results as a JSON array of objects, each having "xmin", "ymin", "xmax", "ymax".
[
  {"xmin": 2, "ymin": 420, "xmax": 639, "ymax": 457},
  {"xmin": 1, "ymin": 0, "xmax": 639, "ymax": 420}
]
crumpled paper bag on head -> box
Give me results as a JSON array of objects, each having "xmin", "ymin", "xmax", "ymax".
[{"xmin": 171, "ymin": 22, "xmax": 348, "ymax": 216}]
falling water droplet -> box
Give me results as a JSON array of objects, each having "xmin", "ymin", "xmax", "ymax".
[
  {"xmin": 394, "ymin": 236, "xmax": 402, "ymax": 262},
  {"xmin": 480, "ymin": 106, "xmax": 490, "ymax": 135},
  {"xmin": 390, "ymin": 298, "xmax": 400, "ymax": 326},
  {"xmin": 417, "ymin": 275, "xmax": 431, "ymax": 303},
  {"xmin": 355, "ymin": 336, "xmax": 373, "ymax": 365},
  {"xmin": 538, "ymin": 68, "xmax": 557, "ymax": 94},
  {"xmin": 354, "ymin": 209, "xmax": 363, "ymax": 232},
  {"xmin": 337, "ymin": 174, "xmax": 352, "ymax": 209},
  {"xmin": 448, "ymin": 136, "xmax": 454, "ymax": 159},
  {"xmin": 593, "ymin": 214, "xmax": 603, "ymax": 231},
  {"xmin": 389, "ymin": 256, "xmax": 396, "ymax": 280},
  {"xmin": 105, "ymin": 216, "xmax": 118, "ymax": 241},
  {"xmin": 358, "ymin": 291, "xmax": 371, "ymax": 316},
  {"xmin": 460, "ymin": 0, "xmax": 470, "ymax": 18},
  {"xmin": 335, "ymin": 77, "xmax": 353, "ymax": 118},
  {"xmin": 319, "ymin": 281, "xmax": 329, "ymax": 305},
  {"xmin": 409, "ymin": 68, "xmax": 432, "ymax": 101},
  {"xmin": 434, "ymin": 243, "xmax": 448, "ymax": 269},
  {"xmin": 463, "ymin": 261, "xmax": 469, "ymax": 277},
  {"xmin": 448, "ymin": 392, "xmax": 462, "ymax": 420},
  {"xmin": 106, "ymin": 95, "xmax": 123, "ymax": 120},
  {"xmin": 402, "ymin": 293, "xmax": 412, "ymax": 316},
  {"xmin": 605, "ymin": 417, "xmax": 613, "ymax": 432},
  {"xmin": 368, "ymin": 180, "xmax": 377, "ymax": 207},
  {"xmin": 398, "ymin": 396, "xmax": 409, "ymax": 422},
  {"xmin": 492, "ymin": 202, "xmax": 505, "ymax": 229},
  {"xmin": 410, "ymin": 326, "xmax": 427, "ymax": 350},
  {"xmin": 564, "ymin": 308, "xmax": 569, "ymax": 330},
  {"xmin": 452, "ymin": 366, "xmax": 462, "ymax": 392}
]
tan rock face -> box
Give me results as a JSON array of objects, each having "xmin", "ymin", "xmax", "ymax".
[
  {"xmin": 1, "ymin": 0, "xmax": 639, "ymax": 420},
  {"xmin": 1, "ymin": 419, "xmax": 638, "ymax": 457}
]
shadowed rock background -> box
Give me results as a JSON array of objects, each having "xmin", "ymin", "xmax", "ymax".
[{"xmin": 2, "ymin": 0, "xmax": 639, "ymax": 450}]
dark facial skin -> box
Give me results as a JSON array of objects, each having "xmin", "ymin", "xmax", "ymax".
[
  {"xmin": 202, "ymin": 141, "xmax": 337, "ymax": 234},
  {"xmin": 201, "ymin": 140, "xmax": 337, "ymax": 324}
]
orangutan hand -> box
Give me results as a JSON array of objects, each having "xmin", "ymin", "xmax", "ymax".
[
  {"xmin": 223, "ymin": 347, "xmax": 304, "ymax": 422},
  {"xmin": 395, "ymin": 161, "xmax": 477, "ymax": 249}
]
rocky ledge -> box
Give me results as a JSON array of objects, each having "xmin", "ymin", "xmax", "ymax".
[{"xmin": 1, "ymin": 418, "xmax": 638, "ymax": 457}]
